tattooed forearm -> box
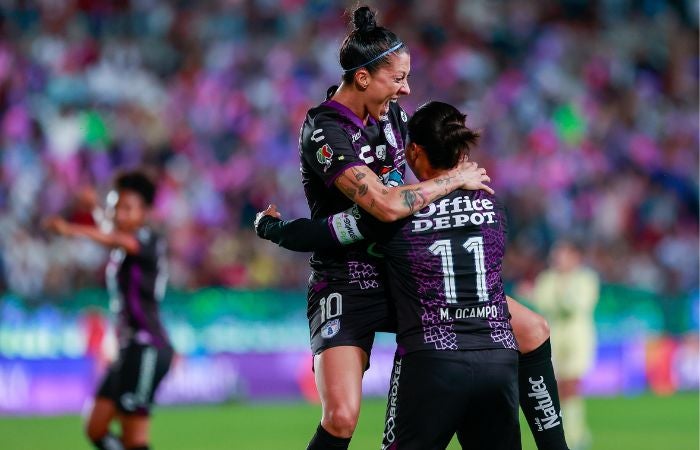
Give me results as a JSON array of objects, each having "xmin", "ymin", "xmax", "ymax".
[
  {"xmin": 433, "ymin": 173, "xmax": 459, "ymax": 195},
  {"xmin": 434, "ymin": 175, "xmax": 456, "ymax": 185},
  {"xmin": 358, "ymin": 184, "xmax": 369, "ymax": 196},
  {"xmin": 337, "ymin": 172, "xmax": 361, "ymax": 199},
  {"xmin": 353, "ymin": 169, "xmax": 366, "ymax": 181},
  {"xmin": 400, "ymin": 188, "xmax": 427, "ymax": 213},
  {"xmin": 434, "ymin": 173, "xmax": 458, "ymax": 188}
]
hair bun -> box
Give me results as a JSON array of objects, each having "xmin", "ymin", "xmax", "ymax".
[{"xmin": 352, "ymin": 6, "xmax": 377, "ymax": 33}]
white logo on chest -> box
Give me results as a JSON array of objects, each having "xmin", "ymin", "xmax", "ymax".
[{"xmin": 383, "ymin": 123, "xmax": 397, "ymax": 148}]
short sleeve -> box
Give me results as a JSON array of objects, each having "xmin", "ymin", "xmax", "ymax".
[
  {"xmin": 300, "ymin": 115, "xmax": 364, "ymax": 187},
  {"xmin": 134, "ymin": 228, "xmax": 159, "ymax": 263}
]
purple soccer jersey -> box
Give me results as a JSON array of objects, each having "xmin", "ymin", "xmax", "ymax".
[
  {"xmin": 106, "ymin": 227, "xmax": 170, "ymax": 349},
  {"xmin": 354, "ymin": 190, "xmax": 518, "ymax": 354},
  {"xmin": 299, "ymin": 93, "xmax": 408, "ymax": 284}
]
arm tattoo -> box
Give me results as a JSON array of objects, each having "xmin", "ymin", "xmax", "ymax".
[
  {"xmin": 358, "ymin": 184, "xmax": 368, "ymax": 196},
  {"xmin": 337, "ymin": 172, "xmax": 360, "ymax": 199},
  {"xmin": 343, "ymin": 186, "xmax": 357, "ymax": 199},
  {"xmin": 400, "ymin": 188, "xmax": 427, "ymax": 213},
  {"xmin": 434, "ymin": 174, "xmax": 457, "ymax": 186},
  {"xmin": 353, "ymin": 169, "xmax": 366, "ymax": 181}
]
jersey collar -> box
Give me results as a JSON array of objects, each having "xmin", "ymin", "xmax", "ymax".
[{"xmin": 322, "ymin": 99, "xmax": 378, "ymax": 129}]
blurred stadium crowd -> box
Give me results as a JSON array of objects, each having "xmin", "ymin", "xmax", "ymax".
[{"xmin": 0, "ymin": 0, "xmax": 697, "ymax": 298}]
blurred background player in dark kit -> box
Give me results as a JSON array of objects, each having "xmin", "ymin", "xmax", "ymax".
[{"xmin": 45, "ymin": 171, "xmax": 173, "ymax": 450}]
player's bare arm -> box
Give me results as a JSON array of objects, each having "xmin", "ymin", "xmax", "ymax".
[
  {"xmin": 333, "ymin": 160, "xmax": 492, "ymax": 222},
  {"xmin": 44, "ymin": 217, "xmax": 140, "ymax": 254}
]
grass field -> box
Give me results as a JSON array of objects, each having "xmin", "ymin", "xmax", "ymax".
[{"xmin": 0, "ymin": 393, "xmax": 697, "ymax": 449}]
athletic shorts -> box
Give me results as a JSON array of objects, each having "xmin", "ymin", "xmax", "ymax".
[
  {"xmin": 97, "ymin": 342, "xmax": 174, "ymax": 416},
  {"xmin": 307, "ymin": 274, "xmax": 396, "ymax": 358},
  {"xmin": 550, "ymin": 324, "xmax": 596, "ymax": 379},
  {"xmin": 381, "ymin": 349, "xmax": 521, "ymax": 450}
]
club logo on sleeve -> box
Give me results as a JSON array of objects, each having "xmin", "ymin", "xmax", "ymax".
[
  {"xmin": 321, "ymin": 318, "xmax": 341, "ymax": 339},
  {"xmin": 400, "ymin": 109, "xmax": 408, "ymax": 122},
  {"xmin": 316, "ymin": 144, "xmax": 333, "ymax": 171},
  {"xmin": 383, "ymin": 123, "xmax": 398, "ymax": 148}
]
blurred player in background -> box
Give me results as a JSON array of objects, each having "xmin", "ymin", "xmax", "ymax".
[
  {"xmin": 45, "ymin": 171, "xmax": 173, "ymax": 450},
  {"xmin": 532, "ymin": 241, "xmax": 600, "ymax": 450},
  {"xmin": 295, "ymin": 6, "xmax": 492, "ymax": 450},
  {"xmin": 260, "ymin": 101, "xmax": 522, "ymax": 449}
]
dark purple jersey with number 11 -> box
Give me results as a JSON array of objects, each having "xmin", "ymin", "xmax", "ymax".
[{"xmin": 341, "ymin": 189, "xmax": 518, "ymax": 355}]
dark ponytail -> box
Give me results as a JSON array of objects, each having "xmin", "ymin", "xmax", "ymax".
[
  {"xmin": 339, "ymin": 6, "xmax": 408, "ymax": 83},
  {"xmin": 408, "ymin": 102, "xmax": 480, "ymax": 170}
]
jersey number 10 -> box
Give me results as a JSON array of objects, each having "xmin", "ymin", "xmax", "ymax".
[{"xmin": 428, "ymin": 237, "xmax": 488, "ymax": 304}]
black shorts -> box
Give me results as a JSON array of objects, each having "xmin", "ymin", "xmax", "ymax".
[
  {"xmin": 307, "ymin": 275, "xmax": 395, "ymax": 358},
  {"xmin": 97, "ymin": 342, "xmax": 174, "ymax": 416},
  {"xmin": 382, "ymin": 349, "xmax": 521, "ymax": 450}
]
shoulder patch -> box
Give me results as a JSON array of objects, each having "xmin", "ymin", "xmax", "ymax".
[{"xmin": 316, "ymin": 144, "xmax": 333, "ymax": 171}]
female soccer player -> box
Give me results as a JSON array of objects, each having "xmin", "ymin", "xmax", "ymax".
[
  {"xmin": 296, "ymin": 6, "xmax": 493, "ymax": 450},
  {"xmin": 296, "ymin": 6, "xmax": 566, "ymax": 450},
  {"xmin": 260, "ymin": 101, "xmax": 524, "ymax": 449},
  {"xmin": 45, "ymin": 171, "xmax": 173, "ymax": 450}
]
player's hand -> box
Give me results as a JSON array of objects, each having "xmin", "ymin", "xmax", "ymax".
[
  {"xmin": 454, "ymin": 160, "xmax": 494, "ymax": 195},
  {"xmin": 254, "ymin": 204, "xmax": 282, "ymax": 234},
  {"xmin": 43, "ymin": 216, "xmax": 70, "ymax": 235}
]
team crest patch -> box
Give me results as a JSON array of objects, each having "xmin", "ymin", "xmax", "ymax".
[
  {"xmin": 316, "ymin": 144, "xmax": 333, "ymax": 172},
  {"xmin": 384, "ymin": 123, "xmax": 397, "ymax": 148},
  {"xmin": 321, "ymin": 318, "xmax": 341, "ymax": 339},
  {"xmin": 400, "ymin": 109, "xmax": 408, "ymax": 122},
  {"xmin": 375, "ymin": 145, "xmax": 387, "ymax": 161},
  {"xmin": 380, "ymin": 166, "xmax": 404, "ymax": 187}
]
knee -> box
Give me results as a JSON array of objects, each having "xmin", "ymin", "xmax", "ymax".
[
  {"xmin": 535, "ymin": 315, "xmax": 551, "ymax": 343},
  {"xmin": 322, "ymin": 406, "xmax": 360, "ymax": 438},
  {"xmin": 84, "ymin": 422, "xmax": 107, "ymax": 443},
  {"xmin": 521, "ymin": 315, "xmax": 551, "ymax": 353}
]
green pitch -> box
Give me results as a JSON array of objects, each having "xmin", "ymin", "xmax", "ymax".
[{"xmin": 0, "ymin": 393, "xmax": 697, "ymax": 449}]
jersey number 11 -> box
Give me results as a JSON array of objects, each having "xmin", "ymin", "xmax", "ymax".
[{"xmin": 428, "ymin": 237, "xmax": 488, "ymax": 304}]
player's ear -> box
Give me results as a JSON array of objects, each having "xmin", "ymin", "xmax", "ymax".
[
  {"xmin": 406, "ymin": 142, "xmax": 417, "ymax": 166},
  {"xmin": 407, "ymin": 142, "xmax": 426, "ymax": 175},
  {"xmin": 354, "ymin": 68, "xmax": 370, "ymax": 90}
]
